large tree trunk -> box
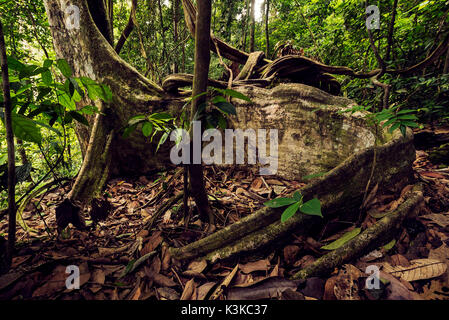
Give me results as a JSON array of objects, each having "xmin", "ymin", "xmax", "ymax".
[{"xmin": 44, "ymin": 0, "xmax": 176, "ymax": 204}]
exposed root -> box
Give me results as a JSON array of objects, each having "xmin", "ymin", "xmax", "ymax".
[{"xmin": 292, "ymin": 184, "xmax": 424, "ymax": 280}]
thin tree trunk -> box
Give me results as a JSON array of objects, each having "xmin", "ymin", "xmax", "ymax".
[
  {"xmin": 115, "ymin": 0, "xmax": 137, "ymax": 54},
  {"xmin": 173, "ymin": 0, "xmax": 180, "ymax": 73},
  {"xmin": 241, "ymin": 0, "xmax": 250, "ymax": 51},
  {"xmin": 443, "ymin": 45, "xmax": 449, "ymax": 74},
  {"xmin": 385, "ymin": 0, "xmax": 399, "ymax": 62},
  {"xmin": 157, "ymin": 0, "xmax": 169, "ymax": 75},
  {"xmin": 249, "ymin": 0, "xmax": 256, "ymax": 52},
  {"xmin": 0, "ymin": 20, "xmax": 17, "ymax": 272},
  {"xmin": 189, "ymin": 0, "xmax": 214, "ymax": 230},
  {"xmin": 265, "ymin": 0, "xmax": 270, "ymax": 57}
]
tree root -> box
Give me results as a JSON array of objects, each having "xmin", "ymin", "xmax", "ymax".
[
  {"xmin": 169, "ymin": 130, "xmax": 416, "ymax": 262},
  {"xmin": 292, "ymin": 184, "xmax": 424, "ymax": 279}
]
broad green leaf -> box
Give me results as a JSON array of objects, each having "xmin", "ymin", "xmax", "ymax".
[
  {"xmin": 43, "ymin": 59, "xmax": 53, "ymax": 68},
  {"xmin": 281, "ymin": 202, "xmax": 301, "ymax": 222},
  {"xmin": 33, "ymin": 120, "xmax": 62, "ymax": 136},
  {"xmin": 264, "ymin": 197, "xmax": 297, "ymax": 208},
  {"xmin": 293, "ymin": 191, "xmax": 303, "ymax": 202},
  {"xmin": 58, "ymin": 92, "xmax": 76, "ymax": 111},
  {"xmin": 56, "ymin": 59, "xmax": 73, "ymax": 78},
  {"xmin": 7, "ymin": 57, "xmax": 27, "ymax": 72},
  {"xmin": 214, "ymin": 88, "xmax": 252, "ymax": 102},
  {"xmin": 68, "ymin": 111, "xmax": 89, "ymax": 126},
  {"xmin": 300, "ymin": 198, "xmax": 323, "ymax": 217},
  {"xmin": 142, "ymin": 121, "xmax": 153, "ymax": 137},
  {"xmin": 149, "ymin": 112, "xmax": 173, "ymax": 121},
  {"xmin": 215, "ymin": 101, "xmax": 237, "ymax": 115},
  {"xmin": 321, "ymin": 228, "xmax": 361, "ymax": 250},
  {"xmin": 10, "ymin": 113, "xmax": 42, "ymax": 144}
]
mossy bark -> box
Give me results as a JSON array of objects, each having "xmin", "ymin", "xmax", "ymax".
[{"xmin": 293, "ymin": 185, "xmax": 424, "ymax": 280}]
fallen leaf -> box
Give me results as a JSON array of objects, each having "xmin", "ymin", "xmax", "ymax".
[
  {"xmin": 420, "ymin": 213, "xmax": 449, "ymax": 228},
  {"xmin": 383, "ymin": 259, "xmax": 447, "ymax": 282},
  {"xmin": 240, "ymin": 260, "xmax": 270, "ymax": 274},
  {"xmin": 187, "ymin": 260, "xmax": 207, "ymax": 274},
  {"xmin": 197, "ymin": 282, "xmax": 216, "ymax": 300},
  {"xmin": 153, "ymin": 273, "xmax": 177, "ymax": 287},
  {"xmin": 283, "ymin": 245, "xmax": 300, "ymax": 265},
  {"xmin": 180, "ymin": 279, "xmax": 196, "ymax": 300}
]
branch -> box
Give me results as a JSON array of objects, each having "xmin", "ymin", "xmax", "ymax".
[{"xmin": 114, "ymin": 0, "xmax": 137, "ymax": 54}]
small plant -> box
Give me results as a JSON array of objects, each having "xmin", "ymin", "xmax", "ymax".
[
  {"xmin": 264, "ymin": 191, "xmax": 322, "ymax": 222},
  {"xmin": 123, "ymin": 88, "xmax": 251, "ymax": 151},
  {"xmin": 374, "ymin": 106, "xmax": 420, "ymax": 137}
]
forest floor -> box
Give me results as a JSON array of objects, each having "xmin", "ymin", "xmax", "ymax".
[{"xmin": 1, "ymin": 126, "xmax": 449, "ymax": 300}]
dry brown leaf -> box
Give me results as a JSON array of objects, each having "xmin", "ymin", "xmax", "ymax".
[
  {"xmin": 197, "ymin": 282, "xmax": 216, "ymax": 300},
  {"xmin": 140, "ymin": 231, "xmax": 163, "ymax": 256},
  {"xmin": 383, "ymin": 259, "xmax": 447, "ymax": 282},
  {"xmin": 283, "ymin": 245, "xmax": 300, "ymax": 265},
  {"xmin": 187, "ymin": 260, "xmax": 207, "ymax": 274},
  {"xmin": 420, "ymin": 280, "xmax": 449, "ymax": 300},
  {"xmin": 239, "ymin": 260, "xmax": 270, "ymax": 274},
  {"xmin": 90, "ymin": 268, "xmax": 106, "ymax": 293},
  {"xmin": 420, "ymin": 213, "xmax": 449, "ymax": 228},
  {"xmin": 323, "ymin": 276, "xmax": 338, "ymax": 300},
  {"xmin": 153, "ymin": 273, "xmax": 177, "ymax": 287},
  {"xmin": 250, "ymin": 178, "xmax": 263, "ymax": 191},
  {"xmin": 180, "ymin": 279, "xmax": 196, "ymax": 300},
  {"xmin": 380, "ymin": 271, "xmax": 421, "ymax": 300}
]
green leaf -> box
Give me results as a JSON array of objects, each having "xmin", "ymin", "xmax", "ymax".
[
  {"xmin": 7, "ymin": 57, "xmax": 27, "ymax": 72},
  {"xmin": 383, "ymin": 239, "xmax": 396, "ymax": 251},
  {"xmin": 56, "ymin": 59, "xmax": 73, "ymax": 78},
  {"xmin": 123, "ymin": 124, "xmax": 137, "ymax": 138},
  {"xmin": 300, "ymin": 198, "xmax": 323, "ymax": 217},
  {"xmin": 321, "ymin": 228, "xmax": 361, "ymax": 250},
  {"xmin": 303, "ymin": 172, "xmax": 327, "ymax": 180},
  {"xmin": 264, "ymin": 197, "xmax": 297, "ymax": 208},
  {"xmin": 142, "ymin": 121, "xmax": 153, "ymax": 137},
  {"xmin": 43, "ymin": 59, "xmax": 53, "ymax": 68},
  {"xmin": 58, "ymin": 92, "xmax": 76, "ymax": 111},
  {"xmin": 281, "ymin": 202, "xmax": 301, "ymax": 222},
  {"xmin": 10, "ymin": 113, "xmax": 42, "ymax": 144},
  {"xmin": 33, "ymin": 120, "xmax": 62, "ymax": 136},
  {"xmin": 214, "ymin": 88, "xmax": 252, "ymax": 102},
  {"xmin": 68, "ymin": 111, "xmax": 89, "ymax": 126},
  {"xmin": 156, "ymin": 132, "xmax": 169, "ymax": 153},
  {"xmin": 293, "ymin": 191, "xmax": 303, "ymax": 202},
  {"xmin": 214, "ymin": 101, "xmax": 237, "ymax": 115},
  {"xmin": 102, "ymin": 84, "xmax": 113, "ymax": 102},
  {"xmin": 149, "ymin": 112, "xmax": 174, "ymax": 121},
  {"xmin": 128, "ymin": 115, "xmax": 146, "ymax": 126}
]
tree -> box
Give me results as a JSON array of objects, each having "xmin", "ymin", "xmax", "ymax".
[
  {"xmin": 188, "ymin": 0, "xmax": 214, "ymax": 229},
  {"xmin": 0, "ymin": 19, "xmax": 16, "ymax": 272},
  {"xmin": 249, "ymin": 0, "xmax": 256, "ymax": 52}
]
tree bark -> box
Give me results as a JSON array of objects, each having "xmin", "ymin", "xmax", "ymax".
[
  {"xmin": 189, "ymin": 0, "xmax": 214, "ymax": 228},
  {"xmin": 44, "ymin": 0, "xmax": 173, "ymax": 205},
  {"xmin": 0, "ymin": 19, "xmax": 16, "ymax": 272}
]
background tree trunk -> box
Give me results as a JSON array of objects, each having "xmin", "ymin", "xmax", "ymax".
[
  {"xmin": 249, "ymin": 0, "xmax": 256, "ymax": 52},
  {"xmin": 265, "ymin": 0, "xmax": 270, "ymax": 57},
  {"xmin": 0, "ymin": 19, "xmax": 16, "ymax": 272}
]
